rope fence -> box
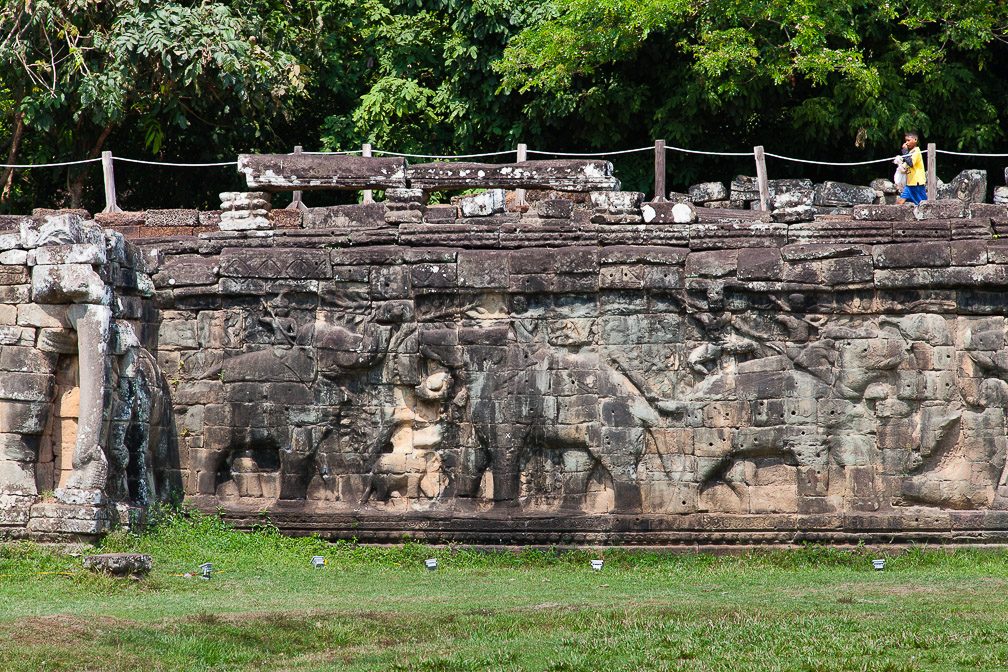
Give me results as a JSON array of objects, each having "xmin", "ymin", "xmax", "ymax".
[{"xmin": 2, "ymin": 141, "xmax": 1005, "ymax": 212}]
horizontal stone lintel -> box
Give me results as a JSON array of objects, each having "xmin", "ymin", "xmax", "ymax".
[
  {"xmin": 407, "ymin": 160, "xmax": 619, "ymax": 192},
  {"xmin": 239, "ymin": 154, "xmax": 408, "ymax": 191}
]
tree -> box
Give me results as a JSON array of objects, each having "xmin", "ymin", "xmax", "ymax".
[
  {"xmin": 311, "ymin": 0, "xmax": 546, "ymax": 155},
  {"xmin": 494, "ymin": 0, "xmax": 1008, "ymax": 189},
  {"xmin": 0, "ymin": 0, "xmax": 302, "ymax": 209}
]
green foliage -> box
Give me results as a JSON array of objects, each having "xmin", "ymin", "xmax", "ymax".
[
  {"xmin": 0, "ymin": 0, "xmax": 301, "ymax": 210},
  {"xmin": 313, "ymin": 0, "xmax": 544, "ymax": 155},
  {"xmin": 495, "ymin": 0, "xmax": 1008, "ymax": 189},
  {"xmin": 4, "ymin": 0, "xmax": 1008, "ymax": 208}
]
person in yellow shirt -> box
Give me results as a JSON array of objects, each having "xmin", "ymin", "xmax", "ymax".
[{"xmin": 896, "ymin": 131, "xmax": 927, "ymax": 205}]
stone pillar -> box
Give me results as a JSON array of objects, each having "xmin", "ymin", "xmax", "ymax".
[{"xmin": 62, "ymin": 303, "xmax": 111, "ymax": 493}]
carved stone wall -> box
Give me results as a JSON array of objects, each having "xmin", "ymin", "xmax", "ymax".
[
  {"xmin": 8, "ymin": 197, "xmax": 1008, "ymax": 545},
  {"xmin": 137, "ymin": 199, "xmax": 1008, "ymax": 545},
  {"xmin": 0, "ymin": 214, "xmax": 176, "ymax": 538}
]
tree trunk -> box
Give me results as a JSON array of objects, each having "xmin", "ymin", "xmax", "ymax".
[
  {"xmin": 0, "ymin": 112, "xmax": 26, "ymax": 205},
  {"xmin": 68, "ymin": 124, "xmax": 114, "ymax": 209}
]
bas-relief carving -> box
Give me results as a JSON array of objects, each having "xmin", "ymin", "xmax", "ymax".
[
  {"xmin": 194, "ymin": 263, "xmax": 1008, "ymax": 518},
  {"xmin": 0, "ymin": 215, "xmax": 175, "ymax": 534}
]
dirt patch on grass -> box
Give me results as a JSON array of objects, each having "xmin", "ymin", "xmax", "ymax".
[{"xmin": 7, "ymin": 614, "xmax": 127, "ymax": 648}]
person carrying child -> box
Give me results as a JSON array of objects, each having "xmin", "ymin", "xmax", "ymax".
[{"xmin": 896, "ymin": 131, "xmax": 926, "ymax": 205}]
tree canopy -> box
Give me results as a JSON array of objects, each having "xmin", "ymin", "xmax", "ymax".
[
  {"xmin": 2, "ymin": 0, "xmax": 1008, "ymax": 212},
  {"xmin": 1, "ymin": 0, "xmax": 300, "ymax": 207}
]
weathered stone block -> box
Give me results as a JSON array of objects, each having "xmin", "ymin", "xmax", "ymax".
[
  {"xmin": 591, "ymin": 191, "xmax": 643, "ymax": 214},
  {"xmin": 17, "ymin": 303, "xmax": 71, "ymax": 328},
  {"xmin": 0, "ymin": 399, "xmax": 50, "ymax": 434},
  {"xmin": 688, "ymin": 182, "xmax": 727, "ymax": 203},
  {"xmin": 219, "ymin": 247, "xmax": 330, "ymax": 279},
  {"xmin": 33, "ymin": 243, "xmax": 106, "ymax": 266},
  {"xmin": 853, "ymin": 204, "xmax": 915, "ymax": 222},
  {"xmin": 942, "ymin": 169, "xmax": 987, "ymax": 203},
  {"xmin": 685, "ymin": 250, "xmax": 738, "ymax": 278},
  {"xmin": 82, "ymin": 553, "xmax": 153, "ymax": 577},
  {"xmin": 408, "ymin": 160, "xmax": 619, "ymax": 192},
  {"xmin": 536, "ymin": 199, "xmax": 574, "ymax": 220},
  {"xmin": 0, "ymin": 266, "xmax": 29, "ymax": 285},
  {"xmin": 915, "ymin": 199, "xmax": 966, "ymax": 220},
  {"xmin": 154, "ymin": 255, "xmax": 218, "ymax": 287},
  {"xmin": 146, "ymin": 209, "xmax": 199, "ymax": 228},
  {"xmin": 32, "ymin": 264, "xmax": 106, "ymax": 304},
  {"xmin": 0, "ymin": 249, "xmax": 28, "ymax": 265},
  {"xmin": 872, "ymin": 242, "xmax": 951, "ymax": 269},
  {"xmin": 457, "ymin": 250, "xmax": 509, "ymax": 289},
  {"xmin": 423, "ymin": 204, "xmax": 457, "ymax": 223},
  {"xmin": 737, "ymin": 248, "xmax": 783, "ymax": 280},
  {"xmin": 458, "ymin": 190, "xmax": 506, "ymax": 217},
  {"xmin": 0, "ymin": 345, "xmax": 55, "ymax": 373},
  {"xmin": 814, "ymin": 181, "xmax": 876, "ymax": 207},
  {"xmin": 771, "ymin": 205, "xmax": 815, "ymax": 223}
]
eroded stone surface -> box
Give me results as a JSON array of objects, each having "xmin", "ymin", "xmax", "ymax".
[
  {"xmin": 0, "ymin": 215, "xmax": 177, "ymax": 540},
  {"xmin": 10, "ymin": 180, "xmax": 1008, "ymax": 545},
  {"xmin": 82, "ymin": 552, "xmax": 152, "ymax": 576}
]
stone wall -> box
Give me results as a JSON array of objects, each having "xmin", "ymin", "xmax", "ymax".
[
  {"xmin": 0, "ymin": 213, "xmax": 175, "ymax": 538},
  {"xmin": 7, "ymin": 191, "xmax": 1008, "ymax": 545}
]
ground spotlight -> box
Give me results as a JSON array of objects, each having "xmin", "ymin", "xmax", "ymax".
[
  {"xmin": 199, "ymin": 562, "xmax": 212, "ymax": 580},
  {"xmin": 311, "ymin": 556, "xmax": 325, "ymax": 568},
  {"xmin": 872, "ymin": 559, "xmax": 885, "ymax": 571},
  {"xmin": 425, "ymin": 558, "xmax": 438, "ymax": 571},
  {"xmin": 590, "ymin": 559, "xmax": 604, "ymax": 571}
]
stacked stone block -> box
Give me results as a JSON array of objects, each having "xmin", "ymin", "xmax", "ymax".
[
  {"xmin": 0, "ymin": 213, "xmax": 171, "ymax": 539},
  {"xmin": 88, "ymin": 194, "xmax": 1008, "ymax": 546},
  {"xmin": 11, "ymin": 165, "xmax": 1008, "ymax": 544},
  {"xmin": 219, "ymin": 192, "xmax": 272, "ymax": 231}
]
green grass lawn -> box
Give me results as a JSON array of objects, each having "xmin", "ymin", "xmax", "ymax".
[{"xmin": 2, "ymin": 511, "xmax": 1007, "ymax": 671}]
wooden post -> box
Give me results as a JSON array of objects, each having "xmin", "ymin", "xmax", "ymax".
[
  {"xmin": 926, "ymin": 142, "xmax": 937, "ymax": 202},
  {"xmin": 653, "ymin": 139, "xmax": 667, "ymax": 202},
  {"xmin": 289, "ymin": 146, "xmax": 307, "ymax": 211},
  {"xmin": 754, "ymin": 145, "xmax": 770, "ymax": 211},
  {"xmin": 362, "ymin": 143, "xmax": 374, "ymax": 204},
  {"xmin": 101, "ymin": 151, "xmax": 121, "ymax": 213},
  {"xmin": 515, "ymin": 143, "xmax": 527, "ymax": 208}
]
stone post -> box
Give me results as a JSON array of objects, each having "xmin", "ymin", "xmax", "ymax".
[
  {"xmin": 653, "ymin": 139, "xmax": 667, "ymax": 202},
  {"xmin": 362, "ymin": 144, "xmax": 375, "ymax": 204},
  {"xmin": 927, "ymin": 143, "xmax": 937, "ymax": 202},
  {"xmin": 288, "ymin": 146, "xmax": 307, "ymax": 211},
  {"xmin": 101, "ymin": 151, "xmax": 122, "ymax": 214},
  {"xmin": 754, "ymin": 145, "xmax": 770, "ymax": 211}
]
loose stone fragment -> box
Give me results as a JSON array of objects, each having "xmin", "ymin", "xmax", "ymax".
[{"xmin": 82, "ymin": 553, "xmax": 153, "ymax": 577}]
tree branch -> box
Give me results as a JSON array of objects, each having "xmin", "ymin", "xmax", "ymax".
[{"xmin": 1, "ymin": 111, "xmax": 26, "ymax": 205}]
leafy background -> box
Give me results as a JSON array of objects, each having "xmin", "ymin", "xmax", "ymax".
[{"xmin": 2, "ymin": 0, "xmax": 1007, "ymax": 212}]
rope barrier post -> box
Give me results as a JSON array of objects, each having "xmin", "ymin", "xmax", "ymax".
[
  {"xmin": 754, "ymin": 145, "xmax": 770, "ymax": 211},
  {"xmin": 362, "ymin": 144, "xmax": 374, "ymax": 204},
  {"xmin": 927, "ymin": 143, "xmax": 937, "ymax": 202},
  {"xmin": 653, "ymin": 139, "xmax": 667, "ymax": 202},
  {"xmin": 288, "ymin": 146, "xmax": 307, "ymax": 211},
  {"xmin": 101, "ymin": 151, "xmax": 122, "ymax": 213},
  {"xmin": 516, "ymin": 143, "xmax": 527, "ymax": 208}
]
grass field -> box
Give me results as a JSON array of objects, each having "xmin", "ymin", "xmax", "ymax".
[{"xmin": 2, "ymin": 510, "xmax": 1008, "ymax": 672}]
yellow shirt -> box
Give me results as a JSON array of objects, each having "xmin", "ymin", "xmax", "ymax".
[{"xmin": 907, "ymin": 147, "xmax": 925, "ymax": 186}]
